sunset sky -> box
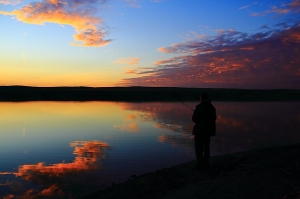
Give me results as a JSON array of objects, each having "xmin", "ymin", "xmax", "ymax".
[{"xmin": 1, "ymin": 0, "xmax": 299, "ymax": 88}]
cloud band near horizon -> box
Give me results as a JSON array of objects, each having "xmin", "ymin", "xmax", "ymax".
[
  {"xmin": 120, "ymin": 0, "xmax": 300, "ymax": 89},
  {"xmin": 121, "ymin": 22, "xmax": 300, "ymax": 89}
]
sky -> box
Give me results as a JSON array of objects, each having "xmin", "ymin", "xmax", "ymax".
[{"xmin": 0, "ymin": 0, "xmax": 300, "ymax": 89}]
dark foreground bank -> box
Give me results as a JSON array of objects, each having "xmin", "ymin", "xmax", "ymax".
[
  {"xmin": 78, "ymin": 144, "xmax": 300, "ymax": 199},
  {"xmin": 0, "ymin": 86, "xmax": 299, "ymax": 101}
]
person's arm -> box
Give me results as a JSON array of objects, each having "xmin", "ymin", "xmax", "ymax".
[
  {"xmin": 192, "ymin": 106, "xmax": 201, "ymax": 123},
  {"xmin": 213, "ymin": 107, "xmax": 216, "ymax": 121},
  {"xmin": 192, "ymin": 108, "xmax": 197, "ymax": 123}
]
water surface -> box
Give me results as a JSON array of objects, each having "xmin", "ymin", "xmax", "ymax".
[{"xmin": 0, "ymin": 101, "xmax": 299, "ymax": 198}]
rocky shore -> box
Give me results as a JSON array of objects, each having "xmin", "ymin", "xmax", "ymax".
[{"xmin": 78, "ymin": 143, "xmax": 300, "ymax": 199}]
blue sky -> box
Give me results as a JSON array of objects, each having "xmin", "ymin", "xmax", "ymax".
[{"xmin": 0, "ymin": 0, "xmax": 299, "ymax": 88}]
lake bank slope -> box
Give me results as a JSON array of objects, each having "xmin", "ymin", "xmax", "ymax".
[{"xmin": 78, "ymin": 143, "xmax": 300, "ymax": 199}]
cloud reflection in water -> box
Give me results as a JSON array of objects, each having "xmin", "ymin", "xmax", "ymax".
[
  {"xmin": 0, "ymin": 140, "xmax": 109, "ymax": 198},
  {"xmin": 0, "ymin": 101, "xmax": 299, "ymax": 198},
  {"xmin": 121, "ymin": 101, "xmax": 300, "ymax": 155}
]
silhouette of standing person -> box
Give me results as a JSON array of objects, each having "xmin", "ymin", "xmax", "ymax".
[{"xmin": 192, "ymin": 93, "xmax": 216, "ymax": 169}]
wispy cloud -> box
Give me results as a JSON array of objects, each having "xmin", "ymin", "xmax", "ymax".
[
  {"xmin": 251, "ymin": 0, "xmax": 300, "ymax": 16},
  {"xmin": 216, "ymin": 28, "xmax": 237, "ymax": 35},
  {"xmin": 114, "ymin": 57, "xmax": 141, "ymax": 65},
  {"xmin": 0, "ymin": 0, "xmax": 21, "ymax": 5},
  {"xmin": 124, "ymin": 0, "xmax": 141, "ymax": 8},
  {"xmin": 239, "ymin": 5, "xmax": 249, "ymax": 10},
  {"xmin": 184, "ymin": 31, "xmax": 207, "ymax": 41},
  {"xmin": 121, "ymin": 21, "xmax": 300, "ymax": 89},
  {"xmin": 0, "ymin": 0, "xmax": 112, "ymax": 47},
  {"xmin": 124, "ymin": 68, "xmax": 138, "ymax": 74}
]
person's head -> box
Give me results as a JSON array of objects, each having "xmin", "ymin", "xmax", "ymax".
[{"xmin": 200, "ymin": 93, "xmax": 209, "ymax": 102}]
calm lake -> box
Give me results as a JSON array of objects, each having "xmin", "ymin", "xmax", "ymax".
[{"xmin": 0, "ymin": 101, "xmax": 299, "ymax": 198}]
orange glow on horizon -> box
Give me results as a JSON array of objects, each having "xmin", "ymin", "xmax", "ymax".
[{"xmin": 0, "ymin": 71, "xmax": 118, "ymax": 87}]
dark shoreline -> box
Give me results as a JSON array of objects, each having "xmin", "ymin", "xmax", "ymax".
[
  {"xmin": 78, "ymin": 143, "xmax": 300, "ymax": 199},
  {"xmin": 0, "ymin": 86, "xmax": 299, "ymax": 102}
]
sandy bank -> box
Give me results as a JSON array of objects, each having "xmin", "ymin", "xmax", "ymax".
[{"xmin": 78, "ymin": 143, "xmax": 300, "ymax": 199}]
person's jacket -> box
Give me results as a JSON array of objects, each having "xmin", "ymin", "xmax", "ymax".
[{"xmin": 192, "ymin": 99, "xmax": 216, "ymax": 136}]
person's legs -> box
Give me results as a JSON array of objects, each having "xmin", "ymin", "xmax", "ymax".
[
  {"xmin": 194, "ymin": 136, "xmax": 204, "ymax": 167},
  {"xmin": 203, "ymin": 136, "xmax": 211, "ymax": 166}
]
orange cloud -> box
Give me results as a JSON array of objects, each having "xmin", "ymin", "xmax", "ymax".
[
  {"xmin": 39, "ymin": 184, "xmax": 61, "ymax": 196},
  {"xmin": 114, "ymin": 113, "xmax": 140, "ymax": 132},
  {"xmin": 124, "ymin": 69, "xmax": 138, "ymax": 74},
  {"xmin": 114, "ymin": 57, "xmax": 141, "ymax": 65},
  {"xmin": 158, "ymin": 43, "xmax": 181, "ymax": 53},
  {"xmin": 283, "ymin": 32, "xmax": 300, "ymax": 42},
  {"xmin": 126, "ymin": 114, "xmax": 137, "ymax": 120},
  {"xmin": 158, "ymin": 47, "xmax": 169, "ymax": 53},
  {"xmin": 2, "ymin": 195, "xmax": 14, "ymax": 199},
  {"xmin": 15, "ymin": 141, "xmax": 109, "ymax": 180},
  {"xmin": 0, "ymin": 0, "xmax": 112, "ymax": 47}
]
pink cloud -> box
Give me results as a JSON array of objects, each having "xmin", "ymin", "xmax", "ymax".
[
  {"xmin": 0, "ymin": 0, "xmax": 21, "ymax": 5},
  {"xmin": 251, "ymin": 0, "xmax": 300, "ymax": 16},
  {"xmin": 121, "ymin": 23, "xmax": 300, "ymax": 89}
]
